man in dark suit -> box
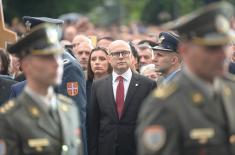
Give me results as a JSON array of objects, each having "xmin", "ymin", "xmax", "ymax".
[
  {"xmin": 87, "ymin": 40, "xmax": 156, "ymax": 155},
  {"xmin": 0, "ymin": 24, "xmax": 82, "ymax": 155},
  {"xmin": 8, "ymin": 16, "xmax": 88, "ymax": 155},
  {"xmin": 0, "ymin": 77, "xmax": 17, "ymax": 104},
  {"xmin": 137, "ymin": 2, "xmax": 235, "ymax": 155}
]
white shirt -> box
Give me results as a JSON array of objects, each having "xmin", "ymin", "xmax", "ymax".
[{"xmin": 112, "ymin": 68, "xmax": 132, "ymax": 101}]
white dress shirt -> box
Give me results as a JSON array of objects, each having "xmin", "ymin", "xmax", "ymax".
[{"xmin": 112, "ymin": 68, "xmax": 132, "ymax": 101}]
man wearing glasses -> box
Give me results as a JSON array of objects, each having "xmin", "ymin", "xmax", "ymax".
[{"xmin": 87, "ymin": 40, "xmax": 156, "ymax": 155}]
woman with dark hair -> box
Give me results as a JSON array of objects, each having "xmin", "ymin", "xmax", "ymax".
[
  {"xmin": 129, "ymin": 42, "xmax": 140, "ymax": 72},
  {"xmin": 0, "ymin": 49, "xmax": 18, "ymax": 104},
  {"xmin": 86, "ymin": 47, "xmax": 112, "ymax": 137},
  {"xmin": 86, "ymin": 47, "xmax": 112, "ymax": 103},
  {"xmin": 0, "ymin": 48, "xmax": 12, "ymax": 79}
]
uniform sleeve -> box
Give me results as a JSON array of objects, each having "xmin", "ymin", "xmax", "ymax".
[
  {"xmin": 8, "ymin": 86, "xmax": 17, "ymax": 99},
  {"xmin": 136, "ymin": 96, "xmax": 181, "ymax": 155},
  {"xmin": 87, "ymin": 81, "xmax": 100, "ymax": 155},
  {"xmin": 58, "ymin": 63, "xmax": 88, "ymax": 155},
  {"xmin": 0, "ymin": 116, "xmax": 20, "ymax": 155}
]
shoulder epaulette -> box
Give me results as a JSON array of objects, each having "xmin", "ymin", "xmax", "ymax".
[
  {"xmin": 0, "ymin": 100, "xmax": 16, "ymax": 114},
  {"xmin": 153, "ymin": 82, "xmax": 178, "ymax": 99},
  {"xmin": 58, "ymin": 94, "xmax": 72, "ymax": 104}
]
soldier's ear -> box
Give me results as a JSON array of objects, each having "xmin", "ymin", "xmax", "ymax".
[
  {"xmin": 170, "ymin": 55, "xmax": 177, "ymax": 64},
  {"xmin": 178, "ymin": 42, "xmax": 188, "ymax": 56}
]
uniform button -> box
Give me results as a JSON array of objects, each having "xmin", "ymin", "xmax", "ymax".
[
  {"xmin": 62, "ymin": 145, "xmax": 68, "ymax": 151},
  {"xmin": 230, "ymin": 135, "xmax": 235, "ymax": 144}
]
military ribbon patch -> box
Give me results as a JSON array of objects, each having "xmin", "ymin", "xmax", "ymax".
[{"xmin": 67, "ymin": 82, "xmax": 79, "ymax": 96}]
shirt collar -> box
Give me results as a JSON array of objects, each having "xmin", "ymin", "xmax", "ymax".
[
  {"xmin": 112, "ymin": 68, "xmax": 132, "ymax": 82},
  {"xmin": 164, "ymin": 68, "xmax": 181, "ymax": 82}
]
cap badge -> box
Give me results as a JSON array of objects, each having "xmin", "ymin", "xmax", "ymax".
[
  {"xmin": 25, "ymin": 20, "xmax": 32, "ymax": 31},
  {"xmin": 158, "ymin": 36, "xmax": 165, "ymax": 44},
  {"xmin": 215, "ymin": 15, "xmax": 229, "ymax": 33}
]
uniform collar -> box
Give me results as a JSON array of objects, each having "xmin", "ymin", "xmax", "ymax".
[
  {"xmin": 24, "ymin": 86, "xmax": 57, "ymax": 111},
  {"xmin": 183, "ymin": 66, "xmax": 215, "ymax": 98}
]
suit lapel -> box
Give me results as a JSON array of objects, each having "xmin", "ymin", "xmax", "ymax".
[
  {"xmin": 121, "ymin": 73, "xmax": 139, "ymax": 119},
  {"xmin": 19, "ymin": 91, "xmax": 60, "ymax": 140},
  {"xmin": 107, "ymin": 75, "xmax": 119, "ymax": 121}
]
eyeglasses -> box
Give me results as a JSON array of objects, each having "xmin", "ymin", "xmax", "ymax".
[{"xmin": 110, "ymin": 50, "xmax": 130, "ymax": 58}]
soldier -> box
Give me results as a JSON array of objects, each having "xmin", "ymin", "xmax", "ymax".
[
  {"xmin": 9, "ymin": 16, "xmax": 88, "ymax": 155},
  {"xmin": 152, "ymin": 32, "xmax": 181, "ymax": 85},
  {"xmin": 0, "ymin": 24, "xmax": 82, "ymax": 155},
  {"xmin": 137, "ymin": 2, "xmax": 235, "ymax": 155}
]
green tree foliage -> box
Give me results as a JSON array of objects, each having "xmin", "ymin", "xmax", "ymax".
[
  {"xmin": 141, "ymin": 0, "xmax": 205, "ymax": 25},
  {"xmin": 140, "ymin": 0, "xmax": 234, "ymax": 25},
  {"xmin": 3, "ymin": 0, "xmax": 99, "ymax": 24},
  {"xmin": 2, "ymin": 0, "xmax": 235, "ymax": 25}
]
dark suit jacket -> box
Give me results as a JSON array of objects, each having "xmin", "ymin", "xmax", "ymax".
[
  {"xmin": 0, "ymin": 91, "xmax": 82, "ymax": 155},
  {"xmin": 0, "ymin": 77, "xmax": 17, "ymax": 105},
  {"xmin": 88, "ymin": 72, "xmax": 156, "ymax": 155},
  {"xmin": 86, "ymin": 79, "xmax": 93, "ymax": 107}
]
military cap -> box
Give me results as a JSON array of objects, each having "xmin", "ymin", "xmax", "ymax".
[
  {"xmin": 7, "ymin": 24, "xmax": 63, "ymax": 57},
  {"xmin": 163, "ymin": 2, "xmax": 235, "ymax": 46},
  {"xmin": 152, "ymin": 32, "xmax": 180, "ymax": 52},
  {"xmin": 138, "ymin": 40, "xmax": 158, "ymax": 48},
  {"xmin": 23, "ymin": 16, "xmax": 64, "ymax": 30}
]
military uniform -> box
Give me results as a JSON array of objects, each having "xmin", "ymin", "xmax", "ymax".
[
  {"xmin": 0, "ymin": 91, "xmax": 81, "ymax": 155},
  {"xmin": 137, "ymin": 71, "xmax": 235, "ymax": 155},
  {"xmin": 23, "ymin": 16, "xmax": 88, "ymax": 155},
  {"xmin": 0, "ymin": 24, "xmax": 83, "ymax": 155},
  {"xmin": 137, "ymin": 2, "xmax": 235, "ymax": 155},
  {"xmin": 59, "ymin": 50, "xmax": 87, "ymax": 155},
  {"xmin": 0, "ymin": 77, "xmax": 17, "ymax": 105}
]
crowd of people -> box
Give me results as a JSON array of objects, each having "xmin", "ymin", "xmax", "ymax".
[{"xmin": 1, "ymin": 1, "xmax": 235, "ymax": 155}]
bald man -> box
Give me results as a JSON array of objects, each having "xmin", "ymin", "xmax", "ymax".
[
  {"xmin": 72, "ymin": 35, "xmax": 93, "ymax": 71},
  {"xmin": 87, "ymin": 40, "xmax": 156, "ymax": 155}
]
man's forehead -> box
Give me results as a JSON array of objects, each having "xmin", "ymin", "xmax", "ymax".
[
  {"xmin": 72, "ymin": 35, "xmax": 91, "ymax": 44},
  {"xmin": 77, "ymin": 42, "xmax": 93, "ymax": 49},
  {"xmin": 140, "ymin": 48, "xmax": 152, "ymax": 53},
  {"xmin": 109, "ymin": 41, "xmax": 130, "ymax": 52}
]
